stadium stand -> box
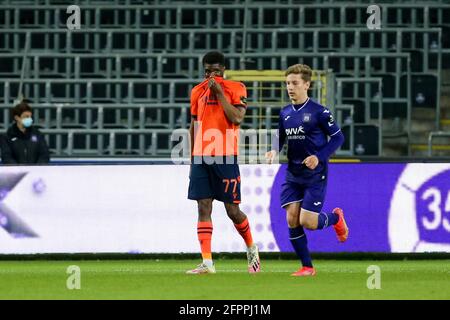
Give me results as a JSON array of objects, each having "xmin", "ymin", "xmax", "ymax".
[{"xmin": 0, "ymin": 0, "xmax": 449, "ymax": 157}]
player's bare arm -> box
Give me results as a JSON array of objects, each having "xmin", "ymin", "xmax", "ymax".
[
  {"xmin": 208, "ymin": 78, "xmax": 246, "ymax": 125},
  {"xmin": 189, "ymin": 115, "xmax": 197, "ymax": 156}
]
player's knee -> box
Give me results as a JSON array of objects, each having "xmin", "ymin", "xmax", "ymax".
[
  {"xmin": 286, "ymin": 212, "xmax": 300, "ymax": 228},
  {"xmin": 225, "ymin": 203, "xmax": 240, "ymax": 219},
  {"xmin": 287, "ymin": 219, "xmax": 298, "ymax": 228}
]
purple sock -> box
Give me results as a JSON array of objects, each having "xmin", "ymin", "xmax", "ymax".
[
  {"xmin": 317, "ymin": 211, "xmax": 339, "ymax": 230},
  {"xmin": 289, "ymin": 226, "xmax": 313, "ymax": 268}
]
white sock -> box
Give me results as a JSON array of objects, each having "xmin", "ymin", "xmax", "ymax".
[{"xmin": 203, "ymin": 259, "xmax": 213, "ymax": 268}]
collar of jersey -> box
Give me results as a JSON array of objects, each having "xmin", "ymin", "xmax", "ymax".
[{"xmin": 291, "ymin": 97, "xmax": 310, "ymax": 112}]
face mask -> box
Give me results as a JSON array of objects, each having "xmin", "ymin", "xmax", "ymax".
[{"xmin": 21, "ymin": 117, "xmax": 33, "ymax": 128}]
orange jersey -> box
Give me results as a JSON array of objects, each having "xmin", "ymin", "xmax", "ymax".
[{"xmin": 190, "ymin": 76, "xmax": 247, "ymax": 156}]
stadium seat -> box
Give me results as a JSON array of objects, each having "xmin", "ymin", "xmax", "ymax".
[
  {"xmin": 409, "ymin": 50, "xmax": 425, "ymax": 73},
  {"xmin": 342, "ymin": 99, "xmax": 365, "ymax": 123},
  {"xmin": 0, "ymin": 1, "xmax": 446, "ymax": 158},
  {"xmin": 377, "ymin": 74, "xmax": 396, "ymax": 98},
  {"xmin": 342, "ymin": 124, "xmax": 380, "ymax": 156},
  {"xmin": 401, "ymin": 74, "xmax": 438, "ymax": 109}
]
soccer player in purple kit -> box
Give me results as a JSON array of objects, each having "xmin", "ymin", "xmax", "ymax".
[{"xmin": 266, "ymin": 64, "xmax": 349, "ymax": 276}]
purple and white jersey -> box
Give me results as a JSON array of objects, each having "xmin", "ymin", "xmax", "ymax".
[{"xmin": 278, "ymin": 98, "xmax": 342, "ymax": 179}]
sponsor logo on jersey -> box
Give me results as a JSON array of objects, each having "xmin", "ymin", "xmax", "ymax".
[
  {"xmin": 285, "ymin": 126, "xmax": 305, "ymax": 135},
  {"xmin": 285, "ymin": 126, "xmax": 306, "ymax": 140},
  {"xmin": 303, "ymin": 113, "xmax": 311, "ymax": 122}
]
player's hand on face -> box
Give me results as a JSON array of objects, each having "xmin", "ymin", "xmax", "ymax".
[
  {"xmin": 208, "ymin": 72, "xmax": 223, "ymax": 95},
  {"xmin": 265, "ymin": 150, "xmax": 277, "ymax": 164},
  {"xmin": 302, "ymin": 155, "xmax": 319, "ymax": 170}
]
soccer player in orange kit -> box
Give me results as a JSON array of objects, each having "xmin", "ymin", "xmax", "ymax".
[{"xmin": 186, "ymin": 51, "xmax": 260, "ymax": 274}]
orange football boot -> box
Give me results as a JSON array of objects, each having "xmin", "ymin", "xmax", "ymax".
[{"xmin": 332, "ymin": 207, "xmax": 349, "ymax": 242}]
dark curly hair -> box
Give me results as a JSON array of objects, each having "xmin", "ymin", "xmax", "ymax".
[{"xmin": 202, "ymin": 51, "xmax": 225, "ymax": 66}]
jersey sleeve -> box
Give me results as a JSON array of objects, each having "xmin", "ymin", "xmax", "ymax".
[
  {"xmin": 316, "ymin": 107, "xmax": 345, "ymax": 162},
  {"xmin": 318, "ymin": 107, "xmax": 341, "ymax": 137},
  {"xmin": 231, "ymin": 82, "xmax": 248, "ymax": 108}
]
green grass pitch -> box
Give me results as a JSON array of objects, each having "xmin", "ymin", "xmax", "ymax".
[{"xmin": 0, "ymin": 259, "xmax": 449, "ymax": 300}]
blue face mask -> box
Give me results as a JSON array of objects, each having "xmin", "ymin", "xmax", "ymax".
[{"xmin": 21, "ymin": 117, "xmax": 33, "ymax": 128}]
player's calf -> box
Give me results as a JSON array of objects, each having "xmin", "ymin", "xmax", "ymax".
[{"xmin": 299, "ymin": 210, "xmax": 319, "ymax": 230}]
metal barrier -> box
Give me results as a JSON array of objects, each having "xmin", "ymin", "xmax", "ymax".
[
  {"xmin": 41, "ymin": 128, "xmax": 175, "ymax": 156},
  {"xmin": 1, "ymin": 3, "xmax": 449, "ymax": 35},
  {"xmin": 336, "ymin": 78, "xmax": 384, "ymax": 155},
  {"xmin": 0, "ymin": 78, "xmax": 201, "ymax": 105},
  {"xmin": 39, "ymin": 127, "xmax": 280, "ymax": 159},
  {"xmin": 0, "ymin": 53, "xmax": 413, "ymax": 156},
  {"xmin": 0, "ymin": 52, "xmax": 412, "ymax": 99},
  {"xmin": 0, "ymin": 51, "xmax": 417, "ymax": 81},
  {"xmin": 0, "ymin": 102, "xmax": 189, "ymax": 130},
  {"xmin": 335, "ymin": 104, "xmax": 354, "ymax": 156},
  {"xmin": 225, "ymin": 69, "xmax": 333, "ymax": 106},
  {"xmin": 428, "ymin": 131, "xmax": 450, "ymax": 156},
  {"xmin": 0, "ymin": 28, "xmax": 441, "ymax": 71}
]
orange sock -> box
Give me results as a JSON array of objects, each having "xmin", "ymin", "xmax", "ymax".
[
  {"xmin": 234, "ymin": 218, "xmax": 254, "ymax": 247},
  {"xmin": 197, "ymin": 221, "xmax": 213, "ymax": 260}
]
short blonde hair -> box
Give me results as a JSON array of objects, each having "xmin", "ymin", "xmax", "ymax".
[{"xmin": 285, "ymin": 64, "xmax": 312, "ymax": 83}]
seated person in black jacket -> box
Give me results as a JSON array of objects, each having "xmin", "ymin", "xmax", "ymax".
[{"xmin": 1, "ymin": 101, "xmax": 50, "ymax": 164}]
